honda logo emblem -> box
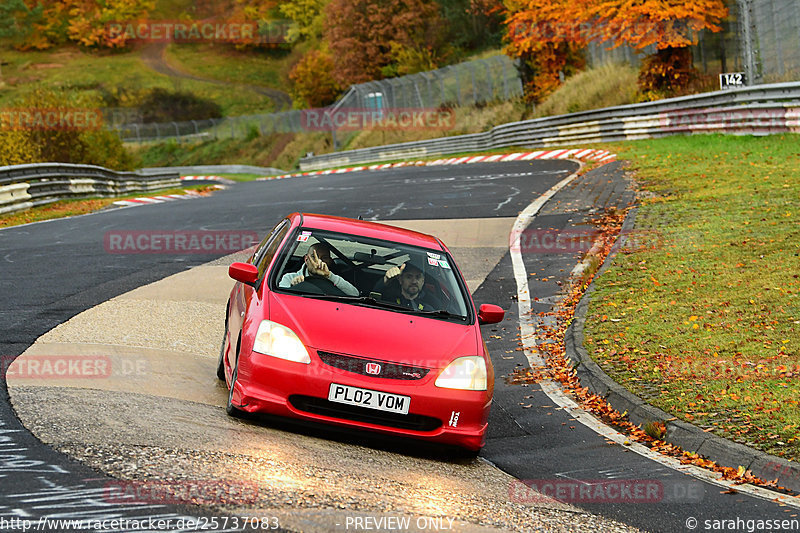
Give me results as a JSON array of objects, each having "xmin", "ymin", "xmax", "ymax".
[{"xmin": 365, "ymin": 363, "xmax": 381, "ymax": 375}]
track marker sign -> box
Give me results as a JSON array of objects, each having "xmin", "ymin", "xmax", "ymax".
[{"xmin": 720, "ymin": 72, "xmax": 745, "ymax": 90}]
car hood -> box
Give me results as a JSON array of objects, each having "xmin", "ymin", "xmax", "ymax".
[{"xmin": 269, "ymin": 292, "xmax": 478, "ymax": 369}]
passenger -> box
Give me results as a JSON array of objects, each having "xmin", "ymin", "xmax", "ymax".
[{"xmin": 279, "ymin": 243, "xmax": 359, "ymax": 296}]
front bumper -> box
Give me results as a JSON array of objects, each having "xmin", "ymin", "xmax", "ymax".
[{"xmin": 231, "ymin": 349, "xmax": 491, "ymax": 450}]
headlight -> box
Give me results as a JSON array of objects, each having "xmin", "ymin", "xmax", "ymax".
[
  {"xmin": 252, "ymin": 321, "xmax": 310, "ymax": 364},
  {"xmin": 435, "ymin": 356, "xmax": 487, "ymax": 391}
]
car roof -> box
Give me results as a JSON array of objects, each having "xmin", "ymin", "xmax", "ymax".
[{"xmin": 289, "ymin": 213, "xmax": 445, "ymax": 250}]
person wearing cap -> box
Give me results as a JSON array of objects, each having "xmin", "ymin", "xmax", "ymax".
[{"xmin": 379, "ymin": 257, "xmax": 441, "ymax": 311}]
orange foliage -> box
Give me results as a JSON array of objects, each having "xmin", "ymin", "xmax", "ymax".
[
  {"xmin": 503, "ymin": 0, "xmax": 586, "ymax": 102},
  {"xmin": 22, "ymin": 0, "xmax": 155, "ymax": 49},
  {"xmin": 323, "ymin": 0, "xmax": 445, "ymax": 86},
  {"xmin": 586, "ymin": 0, "xmax": 728, "ymax": 51},
  {"xmin": 504, "ymin": 0, "xmax": 728, "ymax": 101},
  {"xmin": 289, "ymin": 48, "xmax": 342, "ymax": 108}
]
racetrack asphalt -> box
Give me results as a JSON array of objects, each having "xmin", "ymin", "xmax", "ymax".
[{"xmin": 1, "ymin": 160, "xmax": 798, "ymax": 532}]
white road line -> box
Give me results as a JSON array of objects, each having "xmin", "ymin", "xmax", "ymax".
[{"xmin": 509, "ymin": 165, "xmax": 800, "ymax": 508}]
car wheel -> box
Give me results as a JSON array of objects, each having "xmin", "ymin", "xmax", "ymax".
[
  {"xmin": 216, "ymin": 310, "xmax": 229, "ymax": 381},
  {"xmin": 226, "ymin": 360, "xmax": 247, "ymax": 418}
]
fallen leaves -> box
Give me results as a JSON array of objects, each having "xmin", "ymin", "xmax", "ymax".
[{"xmin": 505, "ymin": 206, "xmax": 798, "ymax": 495}]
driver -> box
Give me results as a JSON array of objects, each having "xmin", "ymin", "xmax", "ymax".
[
  {"xmin": 379, "ymin": 258, "xmax": 441, "ymax": 311},
  {"xmin": 279, "ymin": 243, "xmax": 359, "ymax": 296}
]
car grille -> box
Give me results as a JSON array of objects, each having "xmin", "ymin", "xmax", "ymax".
[
  {"xmin": 289, "ymin": 395, "xmax": 442, "ymax": 432},
  {"xmin": 317, "ymin": 351, "xmax": 430, "ymax": 380}
]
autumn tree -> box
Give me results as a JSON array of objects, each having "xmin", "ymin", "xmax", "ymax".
[
  {"xmin": 439, "ymin": 0, "xmax": 504, "ymax": 52},
  {"xmin": 0, "ymin": 0, "xmax": 42, "ymax": 79},
  {"xmin": 323, "ymin": 0, "xmax": 448, "ymax": 86},
  {"xmin": 587, "ymin": 0, "xmax": 728, "ymax": 99},
  {"xmin": 18, "ymin": 0, "xmax": 155, "ymax": 49},
  {"xmin": 503, "ymin": 0, "xmax": 587, "ymax": 102},
  {"xmin": 289, "ymin": 47, "xmax": 342, "ymax": 107},
  {"xmin": 279, "ymin": 0, "xmax": 330, "ymax": 43}
]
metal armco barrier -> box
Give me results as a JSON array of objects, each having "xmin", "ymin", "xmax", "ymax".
[
  {"xmin": 0, "ymin": 163, "xmax": 180, "ymax": 215},
  {"xmin": 298, "ymin": 82, "xmax": 800, "ymax": 171}
]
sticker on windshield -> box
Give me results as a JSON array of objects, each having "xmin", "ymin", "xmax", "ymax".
[
  {"xmin": 427, "ymin": 252, "xmax": 441, "ymax": 260},
  {"xmin": 298, "ymin": 231, "xmax": 311, "ymax": 242},
  {"xmin": 438, "ymin": 260, "xmax": 451, "ymax": 269},
  {"xmin": 428, "ymin": 257, "xmax": 439, "ymax": 266}
]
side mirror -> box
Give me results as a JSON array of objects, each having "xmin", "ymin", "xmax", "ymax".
[
  {"xmin": 478, "ymin": 304, "xmax": 504, "ymax": 325},
  {"xmin": 229, "ymin": 262, "xmax": 259, "ymax": 285}
]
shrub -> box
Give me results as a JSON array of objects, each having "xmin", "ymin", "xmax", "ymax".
[
  {"xmin": 1, "ymin": 88, "xmax": 134, "ymax": 169},
  {"xmin": 138, "ymin": 89, "xmax": 223, "ymax": 123},
  {"xmin": 638, "ymin": 47, "xmax": 698, "ymax": 101}
]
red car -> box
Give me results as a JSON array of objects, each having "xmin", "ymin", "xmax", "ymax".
[{"xmin": 218, "ymin": 213, "xmax": 504, "ymax": 452}]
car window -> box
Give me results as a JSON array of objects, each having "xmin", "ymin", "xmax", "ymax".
[
  {"xmin": 271, "ymin": 228, "xmax": 471, "ymax": 320},
  {"xmin": 255, "ymin": 220, "xmax": 290, "ymax": 279}
]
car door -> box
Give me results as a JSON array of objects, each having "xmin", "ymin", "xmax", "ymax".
[{"xmin": 226, "ymin": 219, "xmax": 291, "ymax": 374}]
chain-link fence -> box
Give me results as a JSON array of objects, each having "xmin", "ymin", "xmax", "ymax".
[
  {"xmin": 114, "ymin": 55, "xmax": 522, "ymax": 143},
  {"xmin": 114, "ymin": 112, "xmax": 306, "ymax": 143},
  {"xmin": 332, "ymin": 55, "xmax": 522, "ymax": 110},
  {"xmin": 743, "ymin": 0, "xmax": 800, "ymax": 82}
]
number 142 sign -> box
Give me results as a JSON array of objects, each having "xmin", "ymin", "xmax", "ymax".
[{"xmin": 720, "ymin": 72, "xmax": 746, "ymax": 90}]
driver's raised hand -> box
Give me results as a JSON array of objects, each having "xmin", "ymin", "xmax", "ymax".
[
  {"xmin": 383, "ymin": 263, "xmax": 405, "ymax": 284},
  {"xmin": 305, "ymin": 248, "xmax": 331, "ymax": 278}
]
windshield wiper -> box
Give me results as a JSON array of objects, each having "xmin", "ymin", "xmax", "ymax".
[{"xmin": 416, "ymin": 309, "xmax": 468, "ymax": 320}]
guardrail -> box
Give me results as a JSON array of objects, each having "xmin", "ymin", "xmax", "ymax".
[
  {"xmin": 298, "ymin": 82, "xmax": 800, "ymax": 171},
  {"xmin": 0, "ymin": 163, "xmax": 180, "ymax": 216}
]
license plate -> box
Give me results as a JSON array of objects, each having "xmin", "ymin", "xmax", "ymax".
[{"xmin": 328, "ymin": 383, "xmax": 410, "ymax": 415}]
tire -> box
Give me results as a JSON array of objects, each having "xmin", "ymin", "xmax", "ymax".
[
  {"xmin": 216, "ymin": 309, "xmax": 229, "ymax": 381},
  {"xmin": 226, "ymin": 357, "xmax": 246, "ymax": 418}
]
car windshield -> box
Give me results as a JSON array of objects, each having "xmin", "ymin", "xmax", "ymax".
[{"xmin": 271, "ymin": 228, "xmax": 471, "ymax": 320}]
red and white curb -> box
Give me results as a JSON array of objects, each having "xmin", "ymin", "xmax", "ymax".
[
  {"xmin": 256, "ymin": 148, "xmax": 616, "ymax": 181},
  {"xmin": 112, "ymin": 193, "xmax": 201, "ymax": 207}
]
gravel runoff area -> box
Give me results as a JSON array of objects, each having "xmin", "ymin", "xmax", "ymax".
[{"xmin": 7, "ymin": 217, "xmax": 639, "ymax": 533}]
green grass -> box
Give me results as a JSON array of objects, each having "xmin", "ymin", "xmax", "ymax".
[
  {"xmin": 165, "ymin": 43, "xmax": 293, "ymax": 89},
  {"xmin": 0, "ymin": 45, "xmax": 272, "ymax": 116},
  {"xmin": 533, "ymin": 63, "xmax": 640, "ymax": 117},
  {"xmin": 585, "ymin": 134, "xmax": 800, "ymax": 460},
  {"xmin": 132, "ymin": 132, "xmax": 301, "ymax": 170}
]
